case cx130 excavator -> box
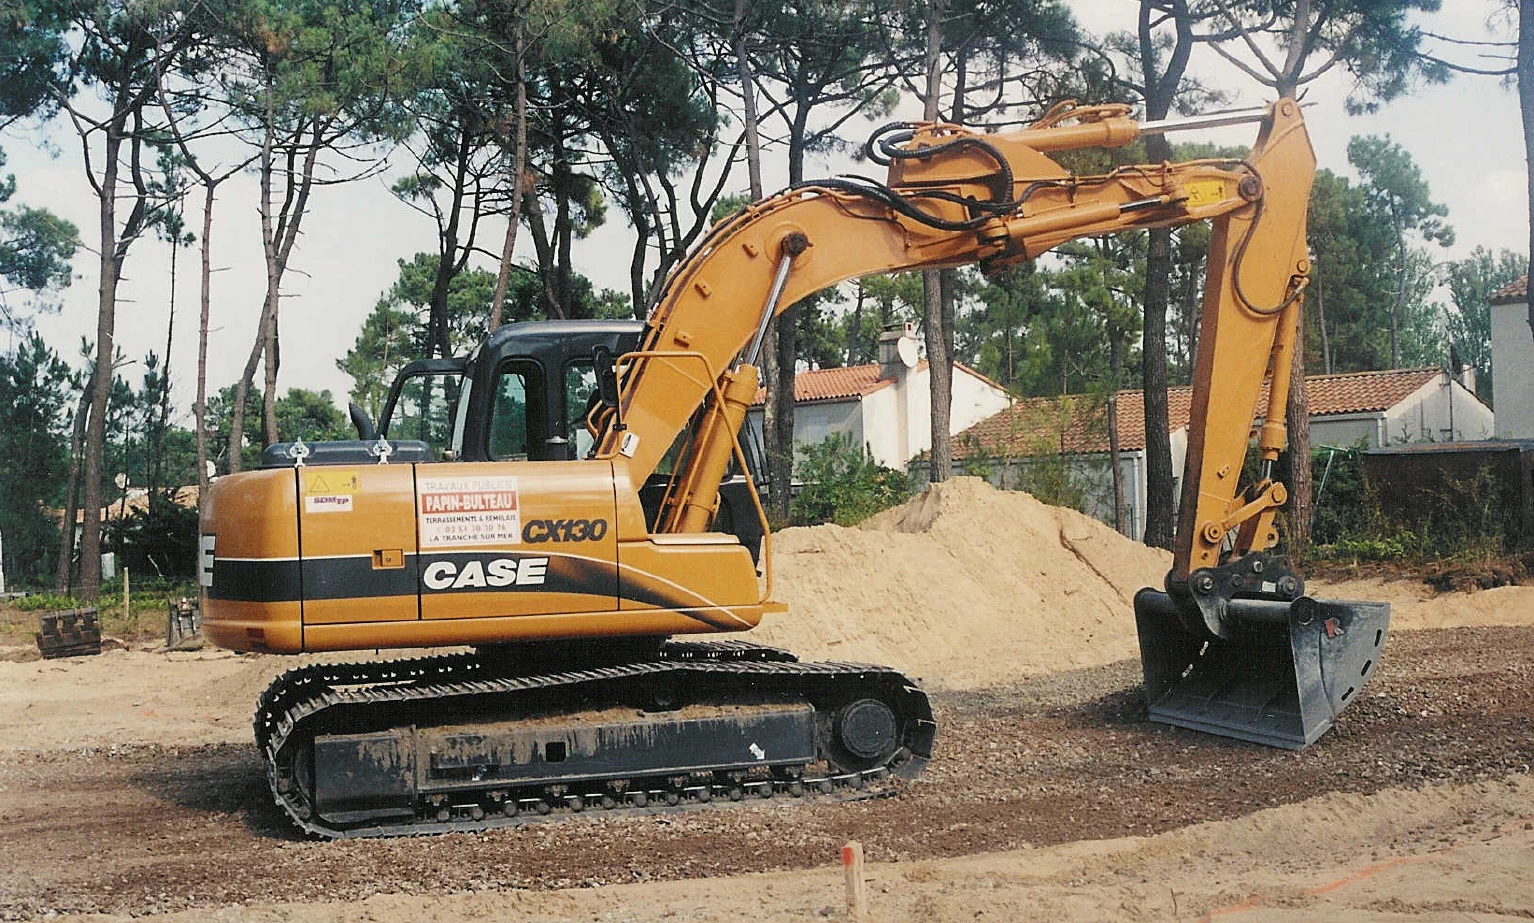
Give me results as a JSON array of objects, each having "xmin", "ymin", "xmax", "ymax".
[{"xmin": 200, "ymin": 97, "xmax": 1390, "ymax": 838}]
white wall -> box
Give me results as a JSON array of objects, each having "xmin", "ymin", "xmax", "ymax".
[
  {"xmin": 1311, "ymin": 414, "xmax": 1385, "ymax": 449},
  {"xmin": 1492, "ymin": 300, "xmax": 1534, "ymax": 439},
  {"xmin": 1382, "ymin": 374, "xmax": 1495, "ymax": 444},
  {"xmin": 745, "ymin": 400, "xmax": 864, "ymax": 462},
  {"xmin": 746, "ymin": 364, "xmax": 1022, "ymax": 470},
  {"xmin": 861, "ymin": 365, "xmax": 1012, "ymax": 468}
]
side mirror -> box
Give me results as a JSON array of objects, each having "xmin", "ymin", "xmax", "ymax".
[
  {"xmin": 349, "ymin": 402, "xmax": 378, "ymax": 442},
  {"xmin": 592, "ymin": 345, "xmax": 625, "ymax": 437},
  {"xmin": 593, "ymin": 346, "xmax": 620, "ymax": 410}
]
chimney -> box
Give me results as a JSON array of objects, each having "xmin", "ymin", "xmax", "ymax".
[
  {"xmin": 878, "ymin": 322, "xmax": 918, "ymax": 381},
  {"xmin": 876, "ymin": 322, "xmax": 921, "ymax": 462}
]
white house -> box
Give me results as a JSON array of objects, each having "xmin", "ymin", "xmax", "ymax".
[
  {"xmin": 950, "ymin": 367, "xmax": 1492, "ymax": 539},
  {"xmin": 1490, "ymin": 275, "xmax": 1534, "ymax": 438},
  {"xmin": 746, "ymin": 324, "xmax": 1014, "ymax": 468}
]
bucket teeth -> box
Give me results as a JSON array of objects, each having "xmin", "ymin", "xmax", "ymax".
[{"xmin": 1134, "ymin": 590, "xmax": 1390, "ymax": 749}]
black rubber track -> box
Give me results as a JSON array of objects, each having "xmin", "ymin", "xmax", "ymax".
[{"xmin": 257, "ymin": 641, "xmax": 936, "ymax": 838}]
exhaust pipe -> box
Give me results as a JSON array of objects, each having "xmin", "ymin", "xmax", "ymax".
[{"xmin": 1134, "ymin": 590, "xmax": 1390, "ymax": 749}]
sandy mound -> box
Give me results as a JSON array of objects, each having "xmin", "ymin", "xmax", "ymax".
[
  {"xmin": 1313, "ymin": 576, "xmax": 1534, "ymax": 631},
  {"xmin": 749, "ymin": 477, "xmax": 1171, "ymax": 687}
]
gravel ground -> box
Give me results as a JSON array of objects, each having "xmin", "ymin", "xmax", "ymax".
[{"xmin": 0, "ymin": 626, "xmax": 1530, "ymax": 920}]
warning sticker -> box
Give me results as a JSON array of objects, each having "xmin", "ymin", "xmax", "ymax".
[
  {"xmin": 305, "ymin": 494, "xmax": 354, "ymax": 513},
  {"xmin": 418, "ymin": 475, "xmax": 521, "ymax": 547},
  {"xmin": 304, "ymin": 469, "xmax": 361, "ymax": 495},
  {"xmin": 1184, "ymin": 180, "xmax": 1226, "ymax": 207}
]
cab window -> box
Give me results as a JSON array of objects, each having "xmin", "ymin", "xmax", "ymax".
[
  {"xmin": 489, "ymin": 361, "xmax": 543, "ymax": 461},
  {"xmin": 390, "ymin": 372, "xmax": 463, "ymax": 459},
  {"xmin": 564, "ymin": 359, "xmax": 598, "ymax": 458}
]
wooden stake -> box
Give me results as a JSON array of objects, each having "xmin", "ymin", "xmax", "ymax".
[
  {"xmin": 842, "ymin": 841, "xmax": 867, "ymax": 920},
  {"xmin": 122, "ymin": 566, "xmax": 129, "ymax": 624}
]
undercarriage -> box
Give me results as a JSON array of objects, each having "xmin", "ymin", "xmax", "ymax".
[{"xmin": 256, "ymin": 641, "xmax": 936, "ymax": 838}]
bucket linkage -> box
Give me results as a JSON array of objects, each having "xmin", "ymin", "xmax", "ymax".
[{"xmin": 1133, "ymin": 553, "xmax": 1390, "ymax": 749}]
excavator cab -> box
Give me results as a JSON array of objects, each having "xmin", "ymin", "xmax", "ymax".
[{"xmin": 268, "ymin": 319, "xmax": 769, "ymax": 562}]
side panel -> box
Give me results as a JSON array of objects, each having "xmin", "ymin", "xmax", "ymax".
[
  {"xmin": 417, "ymin": 460, "xmax": 619, "ymax": 620},
  {"xmin": 617, "ymin": 541, "xmax": 762, "ymax": 633},
  {"xmin": 299, "ymin": 464, "xmax": 420, "ymax": 625},
  {"xmin": 200, "ymin": 468, "xmax": 304, "ymax": 654}
]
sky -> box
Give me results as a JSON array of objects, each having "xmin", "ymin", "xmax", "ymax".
[{"xmin": 3, "ymin": 0, "xmax": 1526, "ymax": 424}]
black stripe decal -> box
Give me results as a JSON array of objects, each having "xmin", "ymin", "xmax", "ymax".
[
  {"xmin": 210, "ymin": 552, "xmax": 743, "ymax": 630},
  {"xmin": 418, "ymin": 551, "xmax": 617, "ymax": 599},
  {"xmin": 210, "ymin": 559, "xmax": 302, "ymax": 603},
  {"xmin": 303, "ymin": 556, "xmax": 420, "ymax": 600}
]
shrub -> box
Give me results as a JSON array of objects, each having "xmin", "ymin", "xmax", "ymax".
[{"xmin": 791, "ymin": 433, "xmax": 913, "ymax": 526}]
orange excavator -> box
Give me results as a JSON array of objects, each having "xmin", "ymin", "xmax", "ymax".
[{"xmin": 199, "ymin": 97, "xmax": 1389, "ymax": 837}]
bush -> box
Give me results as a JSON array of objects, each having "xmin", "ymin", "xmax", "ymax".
[
  {"xmin": 1311, "ymin": 444, "xmax": 1369, "ymax": 546},
  {"xmin": 103, "ymin": 491, "xmax": 200, "ymax": 580},
  {"xmin": 791, "ymin": 433, "xmax": 913, "ymax": 526}
]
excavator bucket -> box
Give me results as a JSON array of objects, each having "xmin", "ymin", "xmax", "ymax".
[{"xmin": 1133, "ymin": 590, "xmax": 1390, "ymax": 749}]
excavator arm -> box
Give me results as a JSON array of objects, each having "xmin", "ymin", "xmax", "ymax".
[
  {"xmin": 597, "ymin": 97, "xmax": 1388, "ymax": 749},
  {"xmin": 598, "ymin": 99, "xmax": 1308, "ymax": 565}
]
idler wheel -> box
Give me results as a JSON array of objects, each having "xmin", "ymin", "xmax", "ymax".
[{"xmin": 835, "ymin": 699, "xmax": 898, "ymax": 762}]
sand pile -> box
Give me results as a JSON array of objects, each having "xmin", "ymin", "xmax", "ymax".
[{"xmin": 749, "ymin": 477, "xmax": 1171, "ymax": 688}]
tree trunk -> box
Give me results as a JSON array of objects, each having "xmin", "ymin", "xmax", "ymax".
[
  {"xmin": 1142, "ymin": 220, "xmax": 1176, "ymax": 548},
  {"xmin": 262, "ymin": 301, "xmax": 280, "ymax": 445},
  {"xmin": 54, "ymin": 387, "xmax": 91, "ymax": 593},
  {"xmin": 1523, "ymin": 0, "xmax": 1534, "ymax": 339},
  {"xmin": 1285, "ymin": 311, "xmax": 1312, "ymax": 555},
  {"xmin": 228, "ymin": 304, "xmax": 268, "ymax": 474},
  {"xmin": 922, "ymin": 0, "xmax": 953, "ymax": 483},
  {"xmin": 1390, "ymin": 208, "xmax": 1406, "ymax": 368},
  {"xmin": 848, "ymin": 281, "xmax": 863, "ymax": 366},
  {"xmin": 732, "ymin": 0, "xmax": 764, "ymax": 201},
  {"xmin": 1136, "ymin": 0, "xmax": 1192, "ymax": 551},
  {"xmin": 1107, "ymin": 332, "xmax": 1126, "ymax": 535},
  {"xmin": 1314, "ymin": 254, "xmax": 1331, "ymax": 373},
  {"xmin": 79, "ymin": 128, "xmax": 126, "ymax": 602},
  {"xmin": 154, "ymin": 235, "xmax": 177, "ymax": 493},
  {"xmin": 195, "ymin": 181, "xmax": 214, "ymax": 492},
  {"xmin": 733, "ymin": 2, "xmax": 784, "ymax": 521},
  {"xmin": 489, "ymin": 23, "xmax": 528, "ymax": 334}
]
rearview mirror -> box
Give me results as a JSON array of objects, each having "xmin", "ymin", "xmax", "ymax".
[{"xmin": 593, "ymin": 346, "xmax": 620, "ymax": 410}]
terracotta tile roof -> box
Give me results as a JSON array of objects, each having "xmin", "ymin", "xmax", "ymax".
[
  {"xmin": 1490, "ymin": 274, "xmax": 1529, "ymax": 305},
  {"xmin": 751, "ymin": 360, "xmax": 943, "ymax": 405},
  {"xmin": 75, "ymin": 485, "xmax": 200, "ymax": 524},
  {"xmin": 952, "ymin": 368, "xmax": 1443, "ymax": 459},
  {"xmin": 1306, "ymin": 367, "xmax": 1440, "ymax": 415}
]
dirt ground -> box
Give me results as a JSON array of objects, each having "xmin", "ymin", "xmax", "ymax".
[
  {"xmin": 2, "ymin": 479, "xmax": 1531, "ymax": 921},
  {"xmin": 0, "ymin": 625, "xmax": 1530, "ymax": 922}
]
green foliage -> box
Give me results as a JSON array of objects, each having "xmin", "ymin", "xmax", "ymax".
[
  {"xmin": 1307, "ymin": 152, "xmax": 1453, "ymax": 373},
  {"xmin": 1312, "ymin": 453, "xmax": 1522, "ymax": 565},
  {"xmin": 205, "ymin": 384, "xmax": 347, "ymax": 469},
  {"xmin": 791, "ymin": 433, "xmax": 912, "ymax": 526},
  {"xmin": 338, "ymin": 252, "xmax": 625, "ymax": 417},
  {"xmin": 0, "ymin": 148, "xmax": 77, "ymax": 317},
  {"xmin": 1200, "ymin": 0, "xmax": 1449, "ymax": 115},
  {"xmin": 0, "ymin": 333, "xmax": 72, "ymax": 586},
  {"xmin": 273, "ymin": 388, "xmax": 349, "ymax": 443},
  {"xmin": 104, "ymin": 491, "xmax": 201, "ymax": 579}
]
